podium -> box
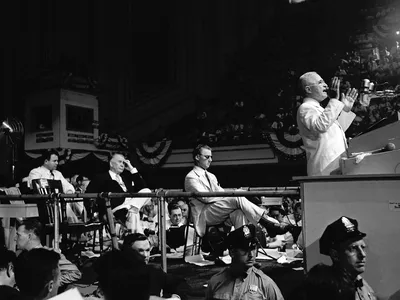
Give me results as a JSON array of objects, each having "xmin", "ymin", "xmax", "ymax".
[
  {"xmin": 295, "ymin": 174, "xmax": 400, "ymax": 299},
  {"xmin": 341, "ymin": 120, "xmax": 400, "ymax": 175}
]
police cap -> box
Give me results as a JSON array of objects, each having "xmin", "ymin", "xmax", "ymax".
[{"xmin": 319, "ymin": 216, "xmax": 366, "ymax": 255}]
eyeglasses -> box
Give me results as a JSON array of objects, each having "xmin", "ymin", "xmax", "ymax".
[{"xmin": 200, "ymin": 154, "xmax": 212, "ymax": 159}]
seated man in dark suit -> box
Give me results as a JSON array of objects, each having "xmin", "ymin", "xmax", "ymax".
[
  {"xmin": 166, "ymin": 202, "xmax": 186, "ymax": 251},
  {"xmin": 86, "ymin": 152, "xmax": 151, "ymax": 234}
]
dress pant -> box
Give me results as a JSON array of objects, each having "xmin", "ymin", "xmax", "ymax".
[{"xmin": 203, "ymin": 196, "xmax": 264, "ymax": 229}]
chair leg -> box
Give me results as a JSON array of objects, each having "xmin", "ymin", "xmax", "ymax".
[
  {"xmin": 183, "ymin": 223, "xmax": 190, "ymax": 260},
  {"xmin": 92, "ymin": 228, "xmax": 97, "ymax": 252},
  {"xmin": 99, "ymin": 225, "xmax": 104, "ymax": 253}
]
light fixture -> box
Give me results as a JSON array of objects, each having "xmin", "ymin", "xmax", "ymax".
[
  {"xmin": 396, "ymin": 30, "xmax": 400, "ymax": 35},
  {"xmin": 1, "ymin": 121, "xmax": 14, "ymax": 132}
]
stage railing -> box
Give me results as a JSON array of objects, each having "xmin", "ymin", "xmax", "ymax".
[{"xmin": 0, "ymin": 187, "xmax": 300, "ymax": 272}]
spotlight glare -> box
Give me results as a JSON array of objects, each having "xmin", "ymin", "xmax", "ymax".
[{"xmin": 396, "ymin": 30, "xmax": 400, "ymax": 35}]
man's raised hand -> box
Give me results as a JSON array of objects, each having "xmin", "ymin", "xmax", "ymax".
[{"xmin": 341, "ymin": 88, "xmax": 359, "ymax": 112}]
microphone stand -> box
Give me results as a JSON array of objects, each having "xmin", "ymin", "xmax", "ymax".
[{"xmin": 4, "ymin": 129, "xmax": 16, "ymax": 183}]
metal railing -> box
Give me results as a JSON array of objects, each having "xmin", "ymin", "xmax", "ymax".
[{"xmin": 0, "ymin": 187, "xmax": 300, "ymax": 272}]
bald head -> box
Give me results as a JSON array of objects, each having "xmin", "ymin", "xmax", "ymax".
[
  {"xmin": 299, "ymin": 72, "xmax": 319, "ymax": 92},
  {"xmin": 299, "ymin": 71, "xmax": 328, "ymax": 102}
]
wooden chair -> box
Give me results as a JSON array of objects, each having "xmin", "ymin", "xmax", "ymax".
[{"xmin": 31, "ymin": 179, "xmax": 104, "ymax": 254}]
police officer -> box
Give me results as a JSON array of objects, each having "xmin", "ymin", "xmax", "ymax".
[
  {"xmin": 317, "ymin": 216, "xmax": 376, "ymax": 300},
  {"xmin": 205, "ymin": 224, "xmax": 284, "ymax": 300}
]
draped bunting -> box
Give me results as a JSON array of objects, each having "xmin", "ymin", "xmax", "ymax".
[
  {"xmin": 25, "ymin": 149, "xmax": 110, "ymax": 164},
  {"xmin": 267, "ymin": 130, "xmax": 305, "ymax": 161},
  {"xmin": 135, "ymin": 139, "xmax": 173, "ymax": 167}
]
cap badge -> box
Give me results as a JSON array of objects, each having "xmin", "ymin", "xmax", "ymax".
[
  {"xmin": 243, "ymin": 226, "xmax": 251, "ymax": 238},
  {"xmin": 341, "ymin": 217, "xmax": 355, "ymax": 232}
]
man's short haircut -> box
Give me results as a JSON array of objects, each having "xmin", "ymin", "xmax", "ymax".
[
  {"xmin": 109, "ymin": 152, "xmax": 126, "ymax": 163},
  {"xmin": 122, "ymin": 233, "xmax": 149, "ymax": 250},
  {"xmin": 14, "ymin": 248, "xmax": 60, "ymax": 298},
  {"xmin": 94, "ymin": 250, "xmax": 151, "ymax": 300},
  {"xmin": 19, "ymin": 218, "xmax": 43, "ymax": 238},
  {"xmin": 192, "ymin": 144, "xmax": 211, "ymax": 161},
  {"xmin": 41, "ymin": 149, "xmax": 59, "ymax": 164},
  {"xmin": 168, "ymin": 201, "xmax": 182, "ymax": 215},
  {"xmin": 0, "ymin": 247, "xmax": 16, "ymax": 270},
  {"xmin": 269, "ymin": 205, "xmax": 286, "ymax": 215},
  {"xmin": 299, "ymin": 71, "xmax": 318, "ymax": 95}
]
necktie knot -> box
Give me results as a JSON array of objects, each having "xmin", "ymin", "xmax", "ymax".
[{"xmin": 354, "ymin": 278, "xmax": 364, "ymax": 288}]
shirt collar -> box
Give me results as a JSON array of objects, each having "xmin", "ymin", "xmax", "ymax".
[
  {"xmin": 303, "ymin": 97, "xmax": 322, "ymax": 107},
  {"xmin": 109, "ymin": 170, "xmax": 120, "ymax": 180},
  {"xmin": 193, "ymin": 165, "xmax": 207, "ymax": 176}
]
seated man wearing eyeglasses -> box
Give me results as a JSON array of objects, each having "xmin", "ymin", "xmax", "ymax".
[
  {"xmin": 317, "ymin": 216, "xmax": 376, "ymax": 300},
  {"xmin": 184, "ymin": 144, "xmax": 292, "ymax": 243}
]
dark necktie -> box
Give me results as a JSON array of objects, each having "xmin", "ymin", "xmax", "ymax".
[
  {"xmin": 205, "ymin": 172, "xmax": 212, "ymax": 188},
  {"xmin": 50, "ymin": 170, "xmax": 55, "ymax": 179},
  {"xmin": 354, "ymin": 278, "xmax": 364, "ymax": 288}
]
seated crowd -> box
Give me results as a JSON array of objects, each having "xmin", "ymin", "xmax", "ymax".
[{"xmin": 0, "ymin": 146, "xmax": 305, "ymax": 300}]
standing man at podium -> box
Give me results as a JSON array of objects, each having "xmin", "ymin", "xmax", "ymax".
[{"xmin": 297, "ymin": 72, "xmax": 360, "ymax": 176}]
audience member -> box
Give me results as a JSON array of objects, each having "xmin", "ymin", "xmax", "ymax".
[
  {"xmin": 14, "ymin": 218, "xmax": 81, "ymax": 287},
  {"xmin": 28, "ymin": 149, "xmax": 84, "ymax": 223},
  {"xmin": 206, "ymin": 224, "xmax": 284, "ymax": 300},
  {"xmin": 121, "ymin": 233, "xmax": 185, "ymax": 299},
  {"xmin": 86, "ymin": 153, "xmax": 150, "ymax": 234},
  {"xmin": 265, "ymin": 206, "xmax": 288, "ymax": 250},
  {"xmin": 184, "ymin": 144, "xmax": 291, "ymax": 239},
  {"xmin": 0, "ymin": 247, "xmax": 20, "ymax": 299},
  {"xmin": 94, "ymin": 250, "xmax": 151, "ymax": 300},
  {"xmin": 76, "ymin": 175, "xmax": 90, "ymax": 193},
  {"xmin": 166, "ymin": 202, "xmax": 186, "ymax": 251},
  {"xmin": 14, "ymin": 248, "xmax": 61, "ymax": 300},
  {"xmin": 177, "ymin": 199, "xmax": 189, "ymax": 224}
]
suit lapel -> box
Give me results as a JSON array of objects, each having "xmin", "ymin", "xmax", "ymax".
[{"xmin": 193, "ymin": 168, "xmax": 211, "ymax": 190}]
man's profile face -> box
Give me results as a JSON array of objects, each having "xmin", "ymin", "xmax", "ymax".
[
  {"xmin": 170, "ymin": 208, "xmax": 182, "ymax": 226},
  {"xmin": 196, "ymin": 147, "xmax": 212, "ymax": 170},
  {"xmin": 338, "ymin": 239, "xmax": 367, "ymax": 276},
  {"xmin": 110, "ymin": 154, "xmax": 125, "ymax": 174},
  {"xmin": 306, "ymin": 73, "xmax": 328, "ymax": 102},
  {"xmin": 15, "ymin": 225, "xmax": 30, "ymax": 250},
  {"xmin": 269, "ymin": 209, "xmax": 283, "ymax": 223},
  {"xmin": 131, "ymin": 240, "xmax": 151, "ymax": 264},
  {"xmin": 178, "ymin": 201, "xmax": 189, "ymax": 218},
  {"xmin": 44, "ymin": 154, "xmax": 59, "ymax": 171}
]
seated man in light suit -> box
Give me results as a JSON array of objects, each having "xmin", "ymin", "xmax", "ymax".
[{"xmin": 184, "ymin": 144, "xmax": 291, "ymax": 240}]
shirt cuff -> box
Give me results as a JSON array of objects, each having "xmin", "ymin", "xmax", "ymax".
[{"xmin": 130, "ymin": 168, "xmax": 138, "ymax": 174}]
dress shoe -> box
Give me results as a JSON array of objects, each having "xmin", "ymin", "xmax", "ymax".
[{"xmin": 258, "ymin": 213, "xmax": 293, "ymax": 237}]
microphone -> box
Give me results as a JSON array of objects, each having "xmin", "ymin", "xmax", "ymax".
[
  {"xmin": 350, "ymin": 143, "xmax": 396, "ymax": 157},
  {"xmin": 369, "ymin": 142, "xmax": 396, "ymax": 154}
]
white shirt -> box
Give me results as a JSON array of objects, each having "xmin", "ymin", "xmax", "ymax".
[
  {"xmin": 109, "ymin": 170, "xmax": 127, "ymax": 192},
  {"xmin": 28, "ymin": 166, "xmax": 75, "ymax": 194}
]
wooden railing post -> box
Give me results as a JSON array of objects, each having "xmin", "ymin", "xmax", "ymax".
[
  {"xmin": 103, "ymin": 193, "xmax": 119, "ymax": 250},
  {"xmin": 158, "ymin": 193, "xmax": 167, "ymax": 273},
  {"xmin": 52, "ymin": 193, "xmax": 60, "ymax": 252}
]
